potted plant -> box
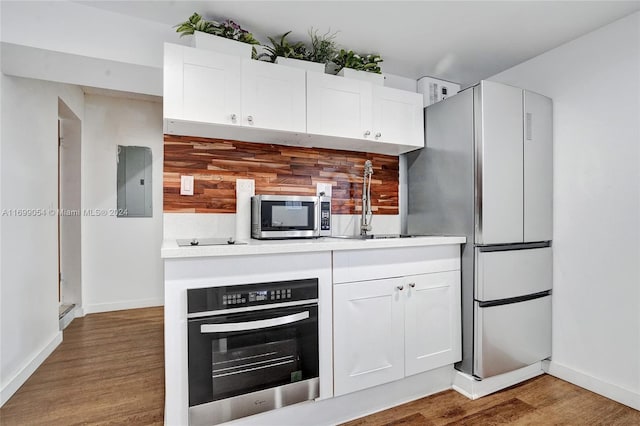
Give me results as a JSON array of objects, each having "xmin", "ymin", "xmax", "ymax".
[
  {"xmin": 258, "ymin": 31, "xmax": 323, "ymax": 72},
  {"xmin": 306, "ymin": 28, "xmax": 339, "ymax": 73},
  {"xmin": 175, "ymin": 13, "xmax": 260, "ymax": 58},
  {"xmin": 332, "ymin": 49, "xmax": 384, "ymax": 84}
]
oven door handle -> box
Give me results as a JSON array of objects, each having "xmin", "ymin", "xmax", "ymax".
[{"xmin": 200, "ymin": 311, "xmax": 310, "ymax": 333}]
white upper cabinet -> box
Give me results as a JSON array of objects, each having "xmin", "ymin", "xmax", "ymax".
[
  {"xmin": 307, "ymin": 73, "xmax": 424, "ymax": 148},
  {"xmin": 183, "ymin": 49, "xmax": 243, "ymax": 125},
  {"xmin": 164, "ymin": 43, "xmax": 425, "ymax": 155},
  {"xmin": 373, "ymin": 86, "xmax": 424, "ymax": 147},
  {"xmin": 306, "ymin": 72, "xmax": 373, "ymax": 139},
  {"xmin": 164, "ymin": 43, "xmax": 242, "ymax": 125},
  {"xmin": 165, "ymin": 44, "xmax": 305, "ymax": 133},
  {"xmin": 241, "ymin": 59, "xmax": 306, "ymax": 133}
]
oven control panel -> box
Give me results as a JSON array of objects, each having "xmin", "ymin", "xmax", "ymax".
[
  {"xmin": 222, "ymin": 288, "xmax": 293, "ymax": 305},
  {"xmin": 188, "ymin": 278, "xmax": 318, "ymax": 313}
]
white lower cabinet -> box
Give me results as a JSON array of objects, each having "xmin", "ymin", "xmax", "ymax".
[
  {"xmin": 404, "ymin": 271, "xmax": 461, "ymax": 376},
  {"xmin": 333, "ymin": 271, "xmax": 460, "ymax": 396}
]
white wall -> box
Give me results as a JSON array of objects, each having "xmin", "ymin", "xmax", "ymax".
[
  {"xmin": 82, "ymin": 94, "xmax": 164, "ymax": 313},
  {"xmin": 490, "ymin": 12, "xmax": 640, "ymax": 408},
  {"xmin": 0, "ymin": 1, "xmax": 179, "ymax": 95},
  {"xmin": 0, "ymin": 75, "xmax": 84, "ymax": 405},
  {"xmin": 59, "ymin": 99, "xmax": 83, "ymax": 310}
]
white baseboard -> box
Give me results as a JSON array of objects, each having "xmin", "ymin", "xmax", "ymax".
[
  {"xmin": 452, "ymin": 362, "xmax": 545, "ymax": 400},
  {"xmin": 83, "ymin": 297, "xmax": 164, "ymax": 314},
  {"xmin": 545, "ymin": 360, "xmax": 640, "ymax": 411},
  {"xmin": 0, "ymin": 331, "xmax": 63, "ymax": 407}
]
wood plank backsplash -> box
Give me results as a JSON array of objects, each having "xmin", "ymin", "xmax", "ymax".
[{"xmin": 164, "ymin": 135, "xmax": 399, "ymax": 214}]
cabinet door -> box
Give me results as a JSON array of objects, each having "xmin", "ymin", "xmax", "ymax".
[
  {"xmin": 476, "ymin": 81, "xmax": 523, "ymax": 244},
  {"xmin": 333, "ymin": 278, "xmax": 404, "ymax": 396},
  {"xmin": 523, "ymin": 91, "xmax": 553, "ymax": 242},
  {"xmin": 163, "ymin": 43, "xmax": 185, "ymax": 120},
  {"xmin": 182, "ymin": 47, "xmax": 242, "ymax": 125},
  {"xmin": 241, "ymin": 60, "xmax": 306, "ymax": 132},
  {"xmin": 373, "ymin": 86, "xmax": 424, "ymax": 147},
  {"xmin": 404, "ymin": 271, "xmax": 461, "ymax": 376},
  {"xmin": 306, "ymin": 72, "xmax": 373, "ymax": 139}
]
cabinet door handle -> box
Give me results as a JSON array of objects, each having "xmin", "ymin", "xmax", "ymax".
[
  {"xmin": 396, "ymin": 285, "xmax": 404, "ymax": 291},
  {"xmin": 230, "ymin": 113, "xmax": 237, "ymax": 123},
  {"xmin": 375, "ymin": 132, "xmax": 382, "ymax": 139},
  {"xmin": 364, "ymin": 130, "xmax": 371, "ymax": 137},
  {"xmin": 247, "ymin": 115, "xmax": 254, "ymax": 124},
  {"xmin": 409, "ymin": 282, "xmax": 416, "ymax": 288}
]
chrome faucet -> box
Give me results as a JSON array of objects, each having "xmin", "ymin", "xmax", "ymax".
[{"xmin": 360, "ymin": 160, "xmax": 374, "ymax": 236}]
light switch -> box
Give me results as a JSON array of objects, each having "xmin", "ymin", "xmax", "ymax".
[{"xmin": 180, "ymin": 175, "xmax": 194, "ymax": 196}]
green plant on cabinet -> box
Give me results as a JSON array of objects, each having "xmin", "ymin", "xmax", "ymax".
[
  {"xmin": 175, "ymin": 13, "xmax": 384, "ymax": 74},
  {"xmin": 259, "ymin": 31, "xmax": 309, "ymax": 62},
  {"xmin": 333, "ymin": 49, "xmax": 383, "ymax": 74},
  {"xmin": 175, "ymin": 12, "xmax": 260, "ymax": 57},
  {"xmin": 306, "ymin": 28, "xmax": 339, "ymax": 64}
]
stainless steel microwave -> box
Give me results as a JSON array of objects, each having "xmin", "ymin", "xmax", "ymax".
[{"xmin": 251, "ymin": 195, "xmax": 331, "ymax": 239}]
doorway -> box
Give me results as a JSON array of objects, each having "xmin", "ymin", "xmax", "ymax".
[{"xmin": 58, "ymin": 99, "xmax": 82, "ymax": 329}]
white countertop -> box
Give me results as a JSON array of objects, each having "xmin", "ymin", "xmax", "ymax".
[{"xmin": 161, "ymin": 235, "xmax": 466, "ymax": 259}]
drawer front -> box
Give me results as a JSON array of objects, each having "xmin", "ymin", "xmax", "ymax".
[
  {"xmin": 475, "ymin": 246, "xmax": 552, "ymax": 301},
  {"xmin": 333, "ymin": 245, "xmax": 460, "ymax": 284},
  {"xmin": 474, "ymin": 295, "xmax": 552, "ymax": 378}
]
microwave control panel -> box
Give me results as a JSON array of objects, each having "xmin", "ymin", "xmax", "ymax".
[{"xmin": 319, "ymin": 199, "xmax": 331, "ymax": 235}]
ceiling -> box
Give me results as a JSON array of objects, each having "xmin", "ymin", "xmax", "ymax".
[{"xmin": 78, "ymin": 1, "xmax": 640, "ymax": 86}]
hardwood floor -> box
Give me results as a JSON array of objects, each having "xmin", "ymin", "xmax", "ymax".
[
  {"xmin": 0, "ymin": 307, "xmax": 164, "ymax": 425},
  {"xmin": 343, "ymin": 374, "xmax": 640, "ymax": 426},
  {"xmin": 2, "ymin": 307, "xmax": 638, "ymax": 425}
]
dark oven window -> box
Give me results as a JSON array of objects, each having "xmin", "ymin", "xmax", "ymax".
[
  {"xmin": 260, "ymin": 201, "xmax": 315, "ymax": 231},
  {"xmin": 188, "ymin": 305, "xmax": 319, "ymax": 407}
]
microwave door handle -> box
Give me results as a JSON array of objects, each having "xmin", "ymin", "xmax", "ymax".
[
  {"xmin": 314, "ymin": 200, "xmax": 319, "ymax": 232},
  {"xmin": 200, "ymin": 311, "xmax": 310, "ymax": 333}
]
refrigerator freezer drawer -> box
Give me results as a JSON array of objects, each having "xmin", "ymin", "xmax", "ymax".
[
  {"xmin": 475, "ymin": 245, "xmax": 552, "ymax": 301},
  {"xmin": 474, "ymin": 295, "xmax": 551, "ymax": 379}
]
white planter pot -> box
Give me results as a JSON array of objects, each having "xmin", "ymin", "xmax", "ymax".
[
  {"xmin": 275, "ymin": 57, "xmax": 325, "ymax": 73},
  {"xmin": 191, "ymin": 31, "xmax": 252, "ymax": 58},
  {"xmin": 337, "ymin": 68, "xmax": 384, "ymax": 86}
]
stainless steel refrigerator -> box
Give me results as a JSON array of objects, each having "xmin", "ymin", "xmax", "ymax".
[{"xmin": 406, "ymin": 80, "xmax": 553, "ymax": 379}]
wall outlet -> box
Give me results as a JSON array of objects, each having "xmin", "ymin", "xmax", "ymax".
[
  {"xmin": 180, "ymin": 175, "xmax": 194, "ymax": 196},
  {"xmin": 316, "ymin": 182, "xmax": 332, "ymax": 197},
  {"xmin": 236, "ymin": 179, "xmax": 255, "ymax": 194}
]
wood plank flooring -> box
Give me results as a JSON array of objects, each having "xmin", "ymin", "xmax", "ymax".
[
  {"xmin": 2, "ymin": 306, "xmax": 638, "ymax": 425},
  {"xmin": 342, "ymin": 374, "xmax": 640, "ymax": 426},
  {"xmin": 0, "ymin": 307, "xmax": 164, "ymax": 425}
]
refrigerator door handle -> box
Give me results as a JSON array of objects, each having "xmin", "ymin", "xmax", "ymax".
[
  {"xmin": 526, "ymin": 112, "xmax": 533, "ymax": 140},
  {"xmin": 478, "ymin": 290, "xmax": 551, "ymax": 308},
  {"xmin": 477, "ymin": 241, "xmax": 551, "ymax": 252}
]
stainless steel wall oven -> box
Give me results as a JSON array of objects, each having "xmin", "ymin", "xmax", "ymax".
[{"xmin": 187, "ymin": 278, "xmax": 319, "ymax": 425}]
